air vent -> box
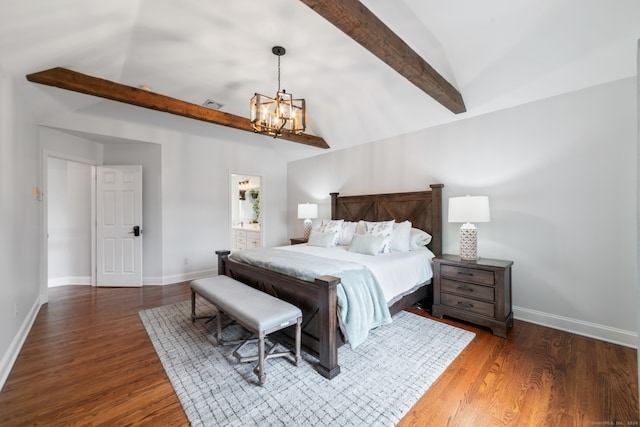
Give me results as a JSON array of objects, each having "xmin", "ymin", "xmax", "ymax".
[{"xmin": 203, "ymin": 99, "xmax": 224, "ymax": 110}]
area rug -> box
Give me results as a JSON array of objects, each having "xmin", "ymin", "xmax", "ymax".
[{"xmin": 139, "ymin": 300, "xmax": 475, "ymax": 427}]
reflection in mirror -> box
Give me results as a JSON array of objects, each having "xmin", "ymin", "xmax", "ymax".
[{"xmin": 230, "ymin": 174, "xmax": 262, "ymax": 251}]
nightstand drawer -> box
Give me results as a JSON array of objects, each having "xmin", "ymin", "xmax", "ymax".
[
  {"xmin": 441, "ymin": 265, "xmax": 495, "ymax": 286},
  {"xmin": 441, "ymin": 293, "xmax": 494, "ymax": 317},
  {"xmin": 441, "ymin": 278, "xmax": 494, "ymax": 301}
]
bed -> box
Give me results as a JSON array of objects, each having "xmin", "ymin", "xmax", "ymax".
[{"xmin": 216, "ymin": 183, "xmax": 443, "ymax": 379}]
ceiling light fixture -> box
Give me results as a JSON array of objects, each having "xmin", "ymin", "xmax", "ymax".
[{"xmin": 250, "ymin": 46, "xmax": 306, "ymax": 138}]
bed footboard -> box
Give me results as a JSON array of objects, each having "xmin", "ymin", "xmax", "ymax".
[{"xmin": 216, "ymin": 250, "xmax": 342, "ymax": 379}]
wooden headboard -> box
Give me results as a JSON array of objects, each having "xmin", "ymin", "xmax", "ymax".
[{"xmin": 330, "ymin": 184, "xmax": 444, "ymax": 256}]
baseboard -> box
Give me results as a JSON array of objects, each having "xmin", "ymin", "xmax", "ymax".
[
  {"xmin": 48, "ymin": 276, "xmax": 91, "ymax": 287},
  {"xmin": 513, "ymin": 306, "xmax": 637, "ymax": 348},
  {"xmin": 46, "ymin": 271, "xmax": 221, "ymax": 287},
  {"xmin": 141, "ymin": 269, "xmax": 218, "ymax": 286},
  {"xmin": 142, "ymin": 276, "xmax": 165, "ymax": 286},
  {"xmin": 0, "ymin": 298, "xmax": 41, "ymax": 392}
]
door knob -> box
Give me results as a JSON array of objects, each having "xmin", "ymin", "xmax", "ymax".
[{"xmin": 128, "ymin": 225, "xmax": 141, "ymax": 236}]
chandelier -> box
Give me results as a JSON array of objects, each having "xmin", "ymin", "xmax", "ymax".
[{"xmin": 250, "ymin": 46, "xmax": 306, "ymax": 137}]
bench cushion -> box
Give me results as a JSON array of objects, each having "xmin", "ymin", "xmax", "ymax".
[{"xmin": 191, "ymin": 276, "xmax": 302, "ymax": 332}]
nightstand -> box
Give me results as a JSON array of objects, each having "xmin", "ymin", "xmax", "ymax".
[
  {"xmin": 290, "ymin": 237, "xmax": 307, "ymax": 245},
  {"xmin": 432, "ymin": 255, "xmax": 513, "ymax": 337}
]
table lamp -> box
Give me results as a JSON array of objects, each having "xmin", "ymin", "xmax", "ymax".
[
  {"xmin": 297, "ymin": 203, "xmax": 318, "ymax": 241},
  {"xmin": 448, "ymin": 196, "xmax": 490, "ymax": 260}
]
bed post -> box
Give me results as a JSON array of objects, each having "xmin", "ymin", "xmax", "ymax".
[
  {"xmin": 315, "ymin": 274, "xmax": 341, "ymax": 379},
  {"xmin": 429, "ymin": 184, "xmax": 444, "ymax": 257},
  {"xmin": 330, "ymin": 192, "xmax": 339, "ymax": 220},
  {"xmin": 215, "ymin": 250, "xmax": 231, "ymax": 275}
]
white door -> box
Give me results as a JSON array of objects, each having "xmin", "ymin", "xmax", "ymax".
[{"xmin": 96, "ymin": 165, "xmax": 143, "ymax": 287}]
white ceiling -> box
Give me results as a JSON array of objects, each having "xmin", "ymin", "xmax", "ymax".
[{"xmin": 2, "ymin": 0, "xmax": 639, "ymax": 159}]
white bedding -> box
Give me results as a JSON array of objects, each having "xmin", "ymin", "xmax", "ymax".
[{"xmin": 277, "ymin": 244, "xmax": 435, "ymax": 304}]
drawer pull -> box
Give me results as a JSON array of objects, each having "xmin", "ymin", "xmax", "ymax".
[
  {"xmin": 457, "ymin": 286, "xmax": 474, "ymax": 293},
  {"xmin": 457, "ymin": 272, "xmax": 474, "ymax": 277},
  {"xmin": 457, "ymin": 302, "xmax": 474, "ymax": 309}
]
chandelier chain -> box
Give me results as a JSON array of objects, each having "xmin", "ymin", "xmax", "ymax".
[{"xmin": 277, "ymin": 54, "xmax": 281, "ymax": 93}]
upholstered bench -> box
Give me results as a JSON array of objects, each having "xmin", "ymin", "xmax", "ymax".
[{"xmin": 190, "ymin": 275, "xmax": 302, "ymax": 385}]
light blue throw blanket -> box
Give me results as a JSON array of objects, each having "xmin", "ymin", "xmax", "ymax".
[{"xmin": 229, "ymin": 248, "xmax": 392, "ymax": 348}]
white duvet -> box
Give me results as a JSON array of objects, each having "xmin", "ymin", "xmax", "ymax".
[{"xmin": 277, "ymin": 244, "xmax": 435, "ymax": 305}]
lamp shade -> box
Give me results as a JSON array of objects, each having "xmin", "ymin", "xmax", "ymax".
[
  {"xmin": 448, "ymin": 196, "xmax": 490, "ymax": 223},
  {"xmin": 297, "ymin": 203, "xmax": 318, "ymax": 219}
]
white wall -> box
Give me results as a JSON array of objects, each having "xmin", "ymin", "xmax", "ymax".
[
  {"xmin": 0, "ymin": 75, "xmax": 42, "ymax": 388},
  {"xmin": 47, "ymin": 157, "xmax": 68, "ymax": 281},
  {"xmin": 66, "ymin": 161, "xmax": 92, "ymax": 280},
  {"xmin": 288, "ymin": 77, "xmax": 638, "ymax": 346},
  {"xmin": 40, "ymin": 127, "xmax": 103, "ymax": 165},
  {"xmin": 161, "ymin": 134, "xmax": 288, "ymax": 283}
]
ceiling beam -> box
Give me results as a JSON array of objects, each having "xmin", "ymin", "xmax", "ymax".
[
  {"xmin": 300, "ymin": 0, "xmax": 466, "ymax": 114},
  {"xmin": 26, "ymin": 67, "xmax": 330, "ymax": 149}
]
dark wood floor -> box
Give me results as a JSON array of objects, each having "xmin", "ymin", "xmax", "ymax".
[{"xmin": 0, "ymin": 283, "xmax": 637, "ymax": 426}]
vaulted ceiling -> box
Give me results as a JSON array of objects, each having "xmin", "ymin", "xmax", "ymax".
[{"xmin": 2, "ymin": 0, "xmax": 639, "ymax": 159}]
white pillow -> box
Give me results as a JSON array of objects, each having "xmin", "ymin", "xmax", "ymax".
[
  {"xmin": 364, "ymin": 220, "xmax": 395, "ymax": 253},
  {"xmin": 307, "ymin": 230, "xmax": 338, "ymax": 248},
  {"xmin": 390, "ymin": 220, "xmax": 412, "ymax": 252},
  {"xmin": 409, "ymin": 228, "xmax": 432, "ymax": 250},
  {"xmin": 337, "ymin": 221, "xmax": 358, "ymax": 246},
  {"xmin": 348, "ymin": 233, "xmax": 385, "ymax": 255},
  {"xmin": 319, "ymin": 219, "xmax": 344, "ymax": 245}
]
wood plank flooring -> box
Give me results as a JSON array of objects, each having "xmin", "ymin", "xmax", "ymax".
[{"xmin": 0, "ymin": 283, "xmax": 637, "ymax": 426}]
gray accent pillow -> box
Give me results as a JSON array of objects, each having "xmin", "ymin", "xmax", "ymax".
[{"xmin": 308, "ymin": 231, "xmax": 338, "ymax": 247}]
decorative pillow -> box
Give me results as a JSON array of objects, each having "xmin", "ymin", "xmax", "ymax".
[
  {"xmin": 337, "ymin": 221, "xmax": 358, "ymax": 246},
  {"xmin": 319, "ymin": 219, "xmax": 343, "ymax": 231},
  {"xmin": 390, "ymin": 220, "xmax": 412, "ymax": 252},
  {"xmin": 409, "ymin": 228, "xmax": 432, "ymax": 250},
  {"xmin": 348, "ymin": 233, "xmax": 385, "ymax": 255},
  {"xmin": 318, "ymin": 219, "xmax": 344, "ymax": 245},
  {"xmin": 364, "ymin": 220, "xmax": 395, "ymax": 253},
  {"xmin": 307, "ymin": 231, "xmax": 338, "ymax": 248}
]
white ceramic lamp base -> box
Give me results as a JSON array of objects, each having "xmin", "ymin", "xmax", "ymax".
[
  {"xmin": 459, "ymin": 223, "xmax": 478, "ymax": 260},
  {"xmin": 303, "ymin": 218, "xmax": 313, "ymax": 241}
]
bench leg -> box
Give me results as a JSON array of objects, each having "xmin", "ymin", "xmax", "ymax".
[
  {"xmin": 190, "ymin": 290, "xmax": 217, "ymax": 324},
  {"xmin": 216, "ymin": 309, "xmax": 223, "ymax": 345},
  {"xmin": 257, "ymin": 332, "xmax": 266, "ymax": 385},
  {"xmin": 190, "ymin": 290, "xmax": 196, "ymax": 322},
  {"xmin": 295, "ymin": 317, "xmax": 302, "ymax": 367}
]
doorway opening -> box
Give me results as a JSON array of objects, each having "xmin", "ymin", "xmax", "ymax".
[
  {"xmin": 44, "ymin": 156, "xmax": 96, "ymax": 295},
  {"xmin": 230, "ymin": 173, "xmax": 262, "ymax": 251}
]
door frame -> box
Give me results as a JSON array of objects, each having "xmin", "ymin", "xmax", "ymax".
[
  {"xmin": 229, "ymin": 171, "xmax": 264, "ymax": 247},
  {"xmin": 40, "ymin": 150, "xmax": 97, "ymax": 305}
]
